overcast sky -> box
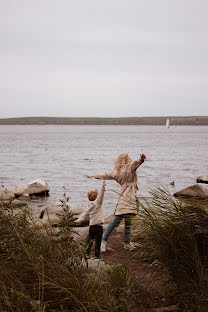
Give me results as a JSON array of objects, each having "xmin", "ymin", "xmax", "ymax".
[{"xmin": 0, "ymin": 0, "xmax": 208, "ymax": 118}]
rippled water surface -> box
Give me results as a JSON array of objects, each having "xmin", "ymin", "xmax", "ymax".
[{"xmin": 0, "ymin": 125, "xmax": 207, "ymax": 215}]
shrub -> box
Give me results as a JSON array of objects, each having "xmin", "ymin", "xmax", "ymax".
[
  {"xmin": 134, "ymin": 187, "xmax": 208, "ymax": 309},
  {"xmin": 0, "ymin": 199, "xmax": 136, "ymax": 312}
]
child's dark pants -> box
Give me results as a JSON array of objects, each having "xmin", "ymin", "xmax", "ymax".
[{"xmin": 86, "ymin": 224, "xmax": 103, "ymax": 258}]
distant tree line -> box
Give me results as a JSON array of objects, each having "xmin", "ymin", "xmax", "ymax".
[{"xmin": 0, "ymin": 116, "xmax": 208, "ymax": 125}]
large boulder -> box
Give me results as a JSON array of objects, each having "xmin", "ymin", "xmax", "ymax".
[
  {"xmin": 34, "ymin": 202, "xmax": 85, "ymax": 226},
  {"xmin": 73, "ymin": 226, "xmax": 89, "ymax": 242},
  {"xmin": 0, "ymin": 187, "xmax": 15, "ymax": 200},
  {"xmin": 196, "ymin": 176, "xmax": 208, "ymax": 184},
  {"xmin": 174, "ymin": 183, "xmax": 208, "ymax": 199},
  {"xmin": 12, "ymin": 180, "xmax": 50, "ymax": 197}
]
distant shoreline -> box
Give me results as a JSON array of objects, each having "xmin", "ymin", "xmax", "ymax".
[{"xmin": 0, "ymin": 116, "xmax": 208, "ymax": 125}]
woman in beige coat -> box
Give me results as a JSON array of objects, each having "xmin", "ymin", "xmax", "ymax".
[{"xmin": 84, "ymin": 153, "xmax": 146, "ymax": 251}]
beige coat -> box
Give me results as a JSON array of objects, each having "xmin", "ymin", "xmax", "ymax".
[{"xmin": 92, "ymin": 158, "xmax": 144, "ymax": 215}]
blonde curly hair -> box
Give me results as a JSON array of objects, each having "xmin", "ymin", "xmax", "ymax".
[{"xmin": 114, "ymin": 153, "xmax": 131, "ymax": 173}]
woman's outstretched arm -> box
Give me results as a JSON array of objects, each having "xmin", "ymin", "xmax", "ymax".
[
  {"xmin": 131, "ymin": 154, "xmax": 146, "ymax": 172},
  {"xmin": 84, "ymin": 172, "xmax": 114, "ymax": 180}
]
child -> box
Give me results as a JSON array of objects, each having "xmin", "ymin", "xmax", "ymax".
[{"xmin": 75, "ymin": 181, "xmax": 106, "ymax": 259}]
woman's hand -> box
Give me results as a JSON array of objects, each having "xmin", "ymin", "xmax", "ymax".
[{"xmin": 140, "ymin": 154, "xmax": 146, "ymax": 161}]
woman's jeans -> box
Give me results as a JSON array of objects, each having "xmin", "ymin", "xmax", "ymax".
[{"xmin": 102, "ymin": 214, "xmax": 133, "ymax": 244}]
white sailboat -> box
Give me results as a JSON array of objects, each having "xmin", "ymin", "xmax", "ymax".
[{"xmin": 166, "ymin": 118, "xmax": 170, "ymax": 128}]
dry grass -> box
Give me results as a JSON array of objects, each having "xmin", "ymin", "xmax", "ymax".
[
  {"xmin": 1, "ymin": 188, "xmax": 208, "ymax": 311},
  {"xmin": 134, "ymin": 186, "xmax": 208, "ymax": 311},
  {"xmin": 0, "ymin": 197, "xmax": 140, "ymax": 312}
]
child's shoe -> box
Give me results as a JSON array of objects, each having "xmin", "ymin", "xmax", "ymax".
[{"xmin": 100, "ymin": 240, "xmax": 107, "ymax": 252}]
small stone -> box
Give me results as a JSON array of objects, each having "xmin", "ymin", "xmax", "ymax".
[
  {"xmin": 11, "ymin": 199, "xmax": 27, "ymax": 207},
  {"xmin": 0, "ymin": 188, "xmax": 15, "ymax": 200},
  {"xmin": 196, "ymin": 176, "xmax": 208, "ymax": 184},
  {"xmin": 19, "ymin": 193, "xmax": 30, "ymax": 199}
]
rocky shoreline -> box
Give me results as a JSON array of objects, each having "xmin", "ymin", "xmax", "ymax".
[
  {"xmin": 1, "ymin": 176, "xmax": 208, "ymax": 245},
  {"xmin": 1, "ymin": 176, "xmax": 208, "ymax": 229}
]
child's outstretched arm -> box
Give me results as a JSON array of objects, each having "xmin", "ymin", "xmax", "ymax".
[
  {"xmin": 75, "ymin": 208, "xmax": 90, "ymax": 224},
  {"xmin": 95, "ymin": 181, "xmax": 106, "ymax": 206}
]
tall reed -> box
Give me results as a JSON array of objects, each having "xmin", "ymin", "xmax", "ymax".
[
  {"xmin": 0, "ymin": 198, "xmax": 138, "ymax": 312},
  {"xmin": 135, "ymin": 186, "xmax": 208, "ymax": 308}
]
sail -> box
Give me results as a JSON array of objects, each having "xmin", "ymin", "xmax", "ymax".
[{"xmin": 166, "ymin": 119, "xmax": 170, "ymax": 128}]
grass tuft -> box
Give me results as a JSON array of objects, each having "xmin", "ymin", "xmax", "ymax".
[
  {"xmin": 134, "ymin": 186, "xmax": 208, "ymax": 309},
  {"xmin": 0, "ymin": 197, "xmax": 137, "ymax": 312}
]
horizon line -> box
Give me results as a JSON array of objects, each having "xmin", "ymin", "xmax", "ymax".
[{"xmin": 1, "ymin": 115, "xmax": 208, "ymax": 119}]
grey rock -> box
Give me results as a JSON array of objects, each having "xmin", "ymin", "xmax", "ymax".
[
  {"xmin": 12, "ymin": 180, "xmax": 50, "ymax": 197},
  {"xmin": 0, "ymin": 187, "xmax": 15, "ymax": 200},
  {"xmin": 73, "ymin": 226, "xmax": 89, "ymax": 242},
  {"xmin": 174, "ymin": 183, "xmax": 208, "ymax": 199},
  {"xmin": 196, "ymin": 176, "xmax": 208, "ymax": 184},
  {"xmin": 86, "ymin": 258, "xmax": 111, "ymax": 273},
  {"xmin": 18, "ymin": 193, "xmax": 30, "ymax": 200},
  {"xmin": 11, "ymin": 199, "xmax": 28, "ymax": 207},
  {"xmin": 34, "ymin": 202, "xmax": 84, "ymax": 227}
]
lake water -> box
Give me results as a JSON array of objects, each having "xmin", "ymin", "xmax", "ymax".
[{"xmin": 0, "ymin": 125, "xmax": 207, "ymax": 216}]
